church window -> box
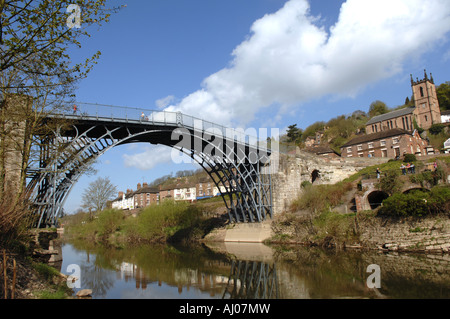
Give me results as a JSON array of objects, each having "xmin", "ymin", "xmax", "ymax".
[
  {"xmin": 420, "ymin": 87, "xmax": 424, "ymax": 97},
  {"xmin": 402, "ymin": 117, "xmax": 405, "ymax": 129},
  {"xmin": 425, "ymin": 115, "xmax": 428, "ymax": 122}
]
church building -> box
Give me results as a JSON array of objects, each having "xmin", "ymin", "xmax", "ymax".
[{"xmin": 365, "ymin": 70, "xmax": 441, "ymax": 134}]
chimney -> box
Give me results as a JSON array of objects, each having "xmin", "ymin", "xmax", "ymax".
[
  {"xmin": 119, "ymin": 191, "xmax": 124, "ymax": 197},
  {"xmin": 143, "ymin": 182, "xmax": 148, "ymax": 188},
  {"xmin": 137, "ymin": 183, "xmax": 141, "ymax": 189}
]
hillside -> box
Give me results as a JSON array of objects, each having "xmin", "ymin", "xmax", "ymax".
[{"xmin": 284, "ymin": 81, "xmax": 450, "ymax": 154}]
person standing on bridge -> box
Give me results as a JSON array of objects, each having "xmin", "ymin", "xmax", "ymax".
[
  {"xmin": 73, "ymin": 104, "xmax": 77, "ymax": 114},
  {"xmin": 141, "ymin": 112, "xmax": 145, "ymax": 121},
  {"xmin": 376, "ymin": 168, "xmax": 381, "ymax": 179}
]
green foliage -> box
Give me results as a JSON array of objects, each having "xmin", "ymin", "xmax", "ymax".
[
  {"xmin": 301, "ymin": 121, "xmax": 326, "ymax": 142},
  {"xmin": 291, "ymin": 182, "xmax": 353, "ymax": 214},
  {"xmin": 409, "ymin": 166, "xmax": 446, "ymax": 187},
  {"xmin": 97, "ymin": 209, "xmax": 124, "ymax": 237},
  {"xmin": 412, "ymin": 118, "xmax": 424, "ymax": 134},
  {"xmin": 379, "ymin": 187, "xmax": 450, "ymax": 217},
  {"xmin": 286, "ymin": 124, "xmax": 302, "ymax": 143},
  {"xmin": 428, "ymin": 123, "xmax": 445, "ymax": 135},
  {"xmin": 403, "ymin": 154, "xmax": 417, "ymax": 163},
  {"xmin": 33, "ymin": 263, "xmax": 61, "ymax": 281},
  {"xmin": 377, "ymin": 170, "xmax": 403, "ymax": 195},
  {"xmin": 368, "ymin": 100, "xmax": 389, "ymax": 118},
  {"xmin": 436, "ymin": 81, "xmax": 450, "ymax": 111},
  {"xmin": 301, "ymin": 180, "xmax": 312, "ymax": 188},
  {"xmin": 125, "ymin": 200, "xmax": 204, "ymax": 243}
]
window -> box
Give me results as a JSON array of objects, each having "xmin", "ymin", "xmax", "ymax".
[
  {"xmin": 368, "ymin": 142, "xmax": 374, "ymax": 149},
  {"xmin": 425, "ymin": 115, "xmax": 428, "ymax": 122},
  {"xmin": 357, "ymin": 145, "xmax": 363, "ymax": 151},
  {"xmin": 393, "ymin": 137, "xmax": 399, "ymax": 144},
  {"xmin": 347, "ymin": 147, "xmax": 352, "ymax": 153},
  {"xmin": 380, "ymin": 140, "xmax": 386, "ymax": 146},
  {"xmin": 358, "ymin": 153, "xmax": 363, "ymax": 157},
  {"xmin": 420, "ymin": 86, "xmax": 424, "ymax": 97}
]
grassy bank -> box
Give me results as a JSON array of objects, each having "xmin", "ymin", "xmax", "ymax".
[{"xmin": 63, "ymin": 200, "xmax": 226, "ymax": 245}]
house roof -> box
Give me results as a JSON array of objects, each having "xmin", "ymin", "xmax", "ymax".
[
  {"xmin": 441, "ymin": 110, "xmax": 450, "ymax": 116},
  {"xmin": 304, "ymin": 145, "xmax": 339, "ymax": 156},
  {"xmin": 133, "ymin": 186, "xmax": 159, "ymax": 195},
  {"xmin": 366, "ymin": 107, "xmax": 414, "ymax": 125},
  {"xmin": 340, "ymin": 128, "xmax": 411, "ymax": 148}
]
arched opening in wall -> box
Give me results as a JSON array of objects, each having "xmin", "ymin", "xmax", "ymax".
[
  {"xmin": 367, "ymin": 191, "xmax": 389, "ymax": 210},
  {"xmin": 311, "ymin": 170, "xmax": 320, "ymax": 183},
  {"xmin": 349, "ymin": 198, "xmax": 357, "ymax": 212},
  {"xmin": 403, "ymin": 188, "xmax": 430, "ymax": 194}
]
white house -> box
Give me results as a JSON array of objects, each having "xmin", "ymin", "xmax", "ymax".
[
  {"xmin": 441, "ymin": 110, "xmax": 450, "ymax": 123},
  {"xmin": 173, "ymin": 185, "xmax": 197, "ymax": 202},
  {"xmin": 444, "ymin": 138, "xmax": 450, "ymax": 154},
  {"xmin": 111, "ymin": 191, "xmax": 135, "ymax": 210}
]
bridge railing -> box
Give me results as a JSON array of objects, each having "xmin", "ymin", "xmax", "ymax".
[{"xmin": 56, "ymin": 102, "xmax": 272, "ymax": 151}]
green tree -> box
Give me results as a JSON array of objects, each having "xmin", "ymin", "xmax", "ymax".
[
  {"xmin": 0, "ymin": 1, "xmax": 122, "ymax": 229},
  {"xmin": 286, "ymin": 124, "xmax": 302, "ymax": 143},
  {"xmin": 368, "ymin": 100, "xmax": 389, "ymax": 118},
  {"xmin": 436, "ymin": 81, "xmax": 450, "ymax": 111}
]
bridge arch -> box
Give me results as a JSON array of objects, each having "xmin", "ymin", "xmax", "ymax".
[
  {"xmin": 366, "ymin": 190, "xmax": 389, "ymax": 210},
  {"xmin": 29, "ymin": 112, "xmax": 274, "ymax": 227}
]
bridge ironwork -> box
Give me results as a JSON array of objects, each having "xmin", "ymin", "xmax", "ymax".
[{"xmin": 27, "ymin": 103, "xmax": 275, "ymax": 228}]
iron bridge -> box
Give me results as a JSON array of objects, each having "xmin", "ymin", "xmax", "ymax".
[{"xmin": 27, "ymin": 105, "xmax": 274, "ymax": 228}]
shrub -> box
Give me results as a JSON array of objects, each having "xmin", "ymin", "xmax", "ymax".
[
  {"xmin": 132, "ymin": 200, "xmax": 203, "ymax": 242},
  {"xmin": 378, "ymin": 170, "xmax": 403, "ymax": 195},
  {"xmin": 428, "ymin": 123, "xmax": 445, "ymax": 135},
  {"xmin": 379, "ymin": 187, "xmax": 450, "ymax": 217},
  {"xmin": 96, "ymin": 209, "xmax": 124, "ymax": 238},
  {"xmin": 403, "ymin": 154, "xmax": 416, "ymax": 163},
  {"xmin": 301, "ymin": 181, "xmax": 312, "ymax": 188},
  {"xmin": 291, "ymin": 182, "xmax": 352, "ymax": 214}
]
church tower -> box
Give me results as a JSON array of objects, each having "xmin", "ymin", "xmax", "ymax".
[{"xmin": 411, "ymin": 69, "xmax": 441, "ymax": 130}]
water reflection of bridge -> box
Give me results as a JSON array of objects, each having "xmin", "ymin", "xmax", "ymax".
[
  {"xmin": 118, "ymin": 259, "xmax": 278, "ymax": 299},
  {"xmin": 223, "ymin": 260, "xmax": 278, "ymax": 299}
]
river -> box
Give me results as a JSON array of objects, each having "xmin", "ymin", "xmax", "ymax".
[{"xmin": 59, "ymin": 240, "xmax": 450, "ymax": 299}]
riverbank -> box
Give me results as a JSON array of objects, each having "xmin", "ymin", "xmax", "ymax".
[
  {"xmin": 0, "ymin": 229, "xmax": 73, "ymax": 299},
  {"xmin": 266, "ymin": 210, "xmax": 450, "ymax": 254}
]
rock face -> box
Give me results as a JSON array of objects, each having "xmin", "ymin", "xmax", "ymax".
[
  {"xmin": 76, "ymin": 289, "xmax": 93, "ymax": 297},
  {"xmin": 29, "ymin": 229, "xmax": 62, "ymax": 264}
]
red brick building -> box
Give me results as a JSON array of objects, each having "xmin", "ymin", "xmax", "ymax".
[
  {"xmin": 133, "ymin": 183, "xmax": 159, "ymax": 208},
  {"xmin": 340, "ymin": 128, "xmax": 429, "ymax": 158},
  {"xmin": 365, "ymin": 70, "xmax": 441, "ymax": 134}
]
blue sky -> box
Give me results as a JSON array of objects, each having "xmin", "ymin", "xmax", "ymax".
[{"xmin": 64, "ymin": 0, "xmax": 450, "ymax": 214}]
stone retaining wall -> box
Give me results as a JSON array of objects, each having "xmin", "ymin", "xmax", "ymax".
[{"xmin": 358, "ymin": 216, "xmax": 450, "ymax": 253}]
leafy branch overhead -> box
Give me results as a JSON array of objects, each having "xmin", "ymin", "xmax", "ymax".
[{"xmin": 0, "ymin": 0, "xmax": 124, "ymax": 90}]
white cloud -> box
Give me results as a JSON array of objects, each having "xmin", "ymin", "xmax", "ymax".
[
  {"xmin": 122, "ymin": 144, "xmax": 194, "ymax": 170},
  {"xmin": 155, "ymin": 95, "xmax": 176, "ymax": 109},
  {"xmin": 122, "ymin": 145, "xmax": 173, "ymax": 170},
  {"xmin": 164, "ymin": 0, "xmax": 450, "ymax": 126}
]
